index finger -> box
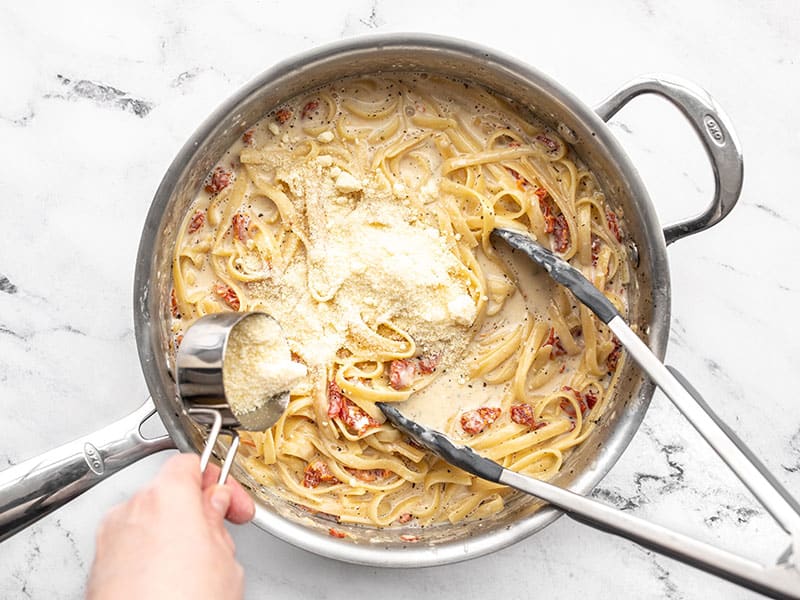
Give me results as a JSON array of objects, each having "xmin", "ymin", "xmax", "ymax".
[{"xmin": 155, "ymin": 453, "xmax": 203, "ymax": 488}]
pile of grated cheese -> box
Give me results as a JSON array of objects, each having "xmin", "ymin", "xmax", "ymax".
[{"xmin": 248, "ymin": 149, "xmax": 478, "ymax": 369}]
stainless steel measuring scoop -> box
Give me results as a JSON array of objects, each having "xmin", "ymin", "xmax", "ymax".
[{"xmin": 176, "ymin": 311, "xmax": 291, "ymax": 483}]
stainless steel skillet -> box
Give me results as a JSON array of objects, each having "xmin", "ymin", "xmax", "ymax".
[{"xmin": 0, "ymin": 34, "xmax": 745, "ymax": 567}]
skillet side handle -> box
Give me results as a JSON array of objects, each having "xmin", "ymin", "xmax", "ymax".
[
  {"xmin": 0, "ymin": 398, "xmax": 174, "ymax": 543},
  {"xmin": 594, "ymin": 75, "xmax": 743, "ymax": 245}
]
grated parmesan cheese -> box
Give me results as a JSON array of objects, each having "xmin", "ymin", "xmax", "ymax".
[
  {"xmin": 249, "ymin": 157, "xmax": 478, "ymax": 370},
  {"xmin": 223, "ymin": 314, "xmax": 307, "ymax": 419},
  {"xmin": 333, "ymin": 170, "xmax": 363, "ymax": 193}
]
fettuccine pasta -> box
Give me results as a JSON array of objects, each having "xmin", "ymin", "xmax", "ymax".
[{"xmin": 169, "ymin": 74, "xmax": 629, "ymax": 528}]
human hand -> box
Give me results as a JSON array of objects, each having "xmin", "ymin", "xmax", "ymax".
[{"xmin": 86, "ymin": 453, "xmax": 255, "ymax": 600}]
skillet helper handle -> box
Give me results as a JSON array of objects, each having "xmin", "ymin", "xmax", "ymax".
[
  {"xmin": 0, "ymin": 398, "xmax": 173, "ymax": 543},
  {"xmin": 608, "ymin": 316, "xmax": 800, "ymax": 543},
  {"xmin": 594, "ymin": 75, "xmax": 743, "ymax": 245}
]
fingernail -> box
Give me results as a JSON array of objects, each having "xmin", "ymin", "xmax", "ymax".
[{"xmin": 210, "ymin": 486, "xmax": 231, "ymax": 516}]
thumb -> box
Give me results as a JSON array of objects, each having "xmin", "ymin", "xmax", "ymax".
[
  {"xmin": 203, "ymin": 485, "xmax": 236, "ymax": 552},
  {"xmin": 205, "ymin": 484, "xmax": 232, "ymax": 521}
]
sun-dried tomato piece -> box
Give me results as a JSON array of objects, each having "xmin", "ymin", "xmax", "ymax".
[
  {"xmin": 506, "ymin": 167, "xmax": 529, "ymax": 191},
  {"xmin": 204, "ymin": 167, "xmax": 232, "ymax": 195},
  {"xmin": 535, "ymin": 133, "xmax": 559, "ymax": 152},
  {"xmin": 478, "ymin": 407, "xmax": 501, "ymax": 425},
  {"xmin": 175, "ymin": 334, "xmax": 183, "ymax": 349},
  {"xmin": 538, "ymin": 188, "xmax": 571, "ymax": 252},
  {"xmin": 539, "ymin": 196, "xmax": 556, "ymax": 233},
  {"xmin": 606, "ymin": 207, "xmax": 622, "ymax": 242},
  {"xmin": 546, "ymin": 327, "xmax": 567, "ymax": 358},
  {"xmin": 338, "ymin": 398, "xmax": 380, "ymax": 436},
  {"xmin": 553, "ymin": 213, "xmax": 570, "ymax": 253},
  {"xmin": 460, "ymin": 407, "xmax": 501, "ymax": 435},
  {"xmin": 560, "ymin": 387, "xmax": 584, "ymax": 419},
  {"xmin": 187, "ymin": 210, "xmax": 205, "ymax": 234},
  {"xmin": 510, "ymin": 403, "xmax": 547, "ymax": 431},
  {"xmin": 275, "ymin": 108, "xmax": 292, "ymax": 124},
  {"xmin": 510, "ymin": 403, "xmax": 534, "ymax": 426},
  {"xmin": 388, "ymin": 355, "xmax": 440, "ymax": 390},
  {"xmin": 560, "ymin": 386, "xmax": 599, "ymax": 418},
  {"xmin": 389, "ymin": 359, "xmax": 416, "ymax": 390},
  {"xmin": 591, "ymin": 235, "xmax": 601, "ymax": 266},
  {"xmin": 346, "ymin": 467, "xmax": 389, "ymax": 482},
  {"xmin": 303, "ymin": 461, "xmax": 338, "ymax": 488},
  {"xmin": 213, "ymin": 283, "xmax": 240, "ymax": 310},
  {"xmin": 417, "ymin": 354, "xmax": 440, "ymax": 375},
  {"xmin": 559, "ymin": 398, "xmax": 578, "ymax": 419},
  {"xmin": 460, "ymin": 410, "xmax": 485, "ymax": 435},
  {"xmin": 585, "ymin": 389, "xmax": 599, "ymax": 410},
  {"xmin": 534, "ymin": 187, "xmax": 549, "ymax": 201},
  {"xmin": 397, "ymin": 513, "xmax": 413, "ymax": 524},
  {"xmin": 170, "ymin": 288, "xmax": 180, "ymax": 318},
  {"xmin": 303, "ymin": 467, "xmax": 321, "ymax": 489},
  {"xmin": 301, "ymin": 100, "xmax": 320, "ymax": 119},
  {"xmin": 327, "ymin": 381, "xmax": 344, "ymax": 418},
  {"xmin": 232, "ymin": 212, "xmax": 251, "ymax": 242},
  {"xmin": 606, "ymin": 338, "xmax": 622, "ymax": 373},
  {"xmin": 328, "ymin": 528, "xmax": 346, "ymax": 538}
]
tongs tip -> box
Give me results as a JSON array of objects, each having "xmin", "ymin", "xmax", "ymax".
[{"xmin": 376, "ymin": 402, "xmax": 504, "ymax": 483}]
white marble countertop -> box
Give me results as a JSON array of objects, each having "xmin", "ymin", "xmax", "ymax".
[{"xmin": 1, "ymin": 1, "xmax": 799, "ymax": 598}]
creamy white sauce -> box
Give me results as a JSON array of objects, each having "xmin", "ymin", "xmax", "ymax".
[{"xmin": 403, "ymin": 244, "xmax": 579, "ymax": 431}]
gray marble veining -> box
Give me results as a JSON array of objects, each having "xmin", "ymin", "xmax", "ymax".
[{"xmin": 1, "ymin": 1, "xmax": 799, "ymax": 598}]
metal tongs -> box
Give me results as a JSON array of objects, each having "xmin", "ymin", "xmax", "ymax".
[
  {"xmin": 379, "ymin": 228, "xmax": 800, "ymax": 599},
  {"xmin": 176, "ymin": 312, "xmax": 291, "ymax": 483}
]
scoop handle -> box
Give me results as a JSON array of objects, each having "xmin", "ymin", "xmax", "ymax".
[{"xmin": 0, "ymin": 399, "xmax": 173, "ymax": 542}]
